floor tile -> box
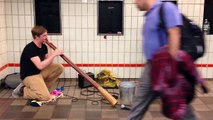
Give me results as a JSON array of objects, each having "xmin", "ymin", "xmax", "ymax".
[
  {"xmin": 102, "ymin": 111, "xmax": 118, "ymax": 118},
  {"xmin": 0, "ymin": 79, "xmax": 212, "ymax": 120},
  {"xmin": 200, "ymin": 97, "xmax": 213, "ymax": 104},
  {"xmin": 197, "ymin": 111, "xmax": 213, "ymax": 120},
  {"xmin": 16, "ymin": 112, "xmax": 36, "ymax": 118},
  {"xmin": 11, "ymin": 99, "xmax": 28, "ymax": 106},
  {"xmin": 52, "ymin": 105, "xmax": 71, "ymax": 119},
  {"xmin": 0, "ymin": 106, "xmax": 23, "ymax": 119},
  {"xmin": 193, "ymin": 104, "xmax": 211, "ymax": 111},
  {"xmin": 33, "ymin": 110, "xmax": 53, "ymax": 119},
  {"xmin": 86, "ymin": 111, "xmax": 102, "ymax": 119},
  {"xmin": 57, "ymin": 98, "xmax": 72, "ymax": 105},
  {"xmin": 68, "ymin": 111, "xmax": 86, "ymax": 119}
]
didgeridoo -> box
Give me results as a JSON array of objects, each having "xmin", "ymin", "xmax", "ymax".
[{"xmin": 45, "ymin": 40, "xmax": 118, "ymax": 106}]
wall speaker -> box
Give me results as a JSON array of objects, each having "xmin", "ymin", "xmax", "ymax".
[
  {"xmin": 34, "ymin": 0, "xmax": 61, "ymax": 34},
  {"xmin": 98, "ymin": 0, "xmax": 123, "ymax": 35}
]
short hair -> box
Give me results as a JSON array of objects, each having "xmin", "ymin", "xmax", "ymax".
[{"xmin": 31, "ymin": 26, "xmax": 47, "ymax": 39}]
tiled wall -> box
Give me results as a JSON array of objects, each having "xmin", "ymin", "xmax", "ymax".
[
  {"xmin": 0, "ymin": 0, "xmax": 7, "ymax": 80},
  {"xmin": 0, "ymin": 0, "xmax": 213, "ymax": 79}
]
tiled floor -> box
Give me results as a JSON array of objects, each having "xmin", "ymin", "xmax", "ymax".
[{"xmin": 0, "ymin": 78, "xmax": 213, "ymax": 120}]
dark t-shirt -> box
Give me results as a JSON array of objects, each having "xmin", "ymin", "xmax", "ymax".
[{"xmin": 20, "ymin": 41, "xmax": 47, "ymax": 80}]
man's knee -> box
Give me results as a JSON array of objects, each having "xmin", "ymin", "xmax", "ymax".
[{"xmin": 56, "ymin": 64, "xmax": 64, "ymax": 73}]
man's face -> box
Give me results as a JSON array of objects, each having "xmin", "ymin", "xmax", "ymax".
[
  {"xmin": 135, "ymin": 0, "xmax": 147, "ymax": 11},
  {"xmin": 38, "ymin": 32, "xmax": 48, "ymax": 42}
]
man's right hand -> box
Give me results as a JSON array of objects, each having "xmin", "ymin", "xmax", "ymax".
[{"xmin": 53, "ymin": 48, "xmax": 64, "ymax": 56}]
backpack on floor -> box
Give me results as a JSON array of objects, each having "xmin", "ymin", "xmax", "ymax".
[
  {"xmin": 159, "ymin": 3, "xmax": 205, "ymax": 60},
  {"xmin": 3, "ymin": 73, "xmax": 22, "ymax": 89}
]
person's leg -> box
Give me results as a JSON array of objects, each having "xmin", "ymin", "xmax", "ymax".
[
  {"xmin": 128, "ymin": 62, "xmax": 157, "ymax": 120},
  {"xmin": 182, "ymin": 105, "xmax": 197, "ymax": 120},
  {"xmin": 12, "ymin": 82, "xmax": 24, "ymax": 98},
  {"xmin": 40, "ymin": 64, "xmax": 64, "ymax": 89},
  {"xmin": 23, "ymin": 74, "xmax": 52, "ymax": 101}
]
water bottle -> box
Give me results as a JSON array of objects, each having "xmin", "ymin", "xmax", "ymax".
[{"xmin": 203, "ymin": 19, "xmax": 210, "ymax": 35}]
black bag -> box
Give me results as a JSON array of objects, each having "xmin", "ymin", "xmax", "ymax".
[{"xmin": 159, "ymin": 3, "xmax": 205, "ymax": 60}]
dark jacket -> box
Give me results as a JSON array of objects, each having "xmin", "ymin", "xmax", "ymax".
[{"xmin": 151, "ymin": 46, "xmax": 207, "ymax": 120}]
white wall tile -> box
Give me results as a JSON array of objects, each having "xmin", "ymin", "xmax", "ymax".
[
  {"xmin": 82, "ymin": 4, "xmax": 88, "ymax": 16},
  {"xmin": 118, "ymin": 40, "xmax": 125, "ymax": 52},
  {"xmin": 100, "ymin": 41, "xmax": 107, "ymax": 53},
  {"xmin": 6, "ymin": 15, "xmax": 12, "ymax": 27},
  {"xmin": 63, "ymin": 28, "xmax": 70, "ymax": 40},
  {"xmin": 63, "ymin": 16, "xmax": 69, "ymax": 28},
  {"xmin": 99, "ymin": 52, "xmax": 107, "ymax": 64},
  {"xmin": 69, "ymin": 16, "xmax": 76, "ymax": 28},
  {"xmin": 13, "ymin": 40, "xmax": 20, "ymax": 52},
  {"xmin": 82, "ymin": 16, "xmax": 88, "ymax": 28},
  {"xmin": 187, "ymin": 5, "xmax": 194, "ymax": 17},
  {"xmin": 112, "ymin": 53, "xmax": 119, "ymax": 63},
  {"xmin": 75, "ymin": 29, "xmax": 82, "ymax": 40},
  {"xmin": 24, "ymin": 3, "xmax": 31, "ymax": 15},
  {"xmin": 0, "ymin": 28, "xmax": 6, "ymax": 41},
  {"xmin": 62, "ymin": 3, "xmax": 69, "ymax": 15},
  {"xmin": 125, "ymin": 4, "xmax": 132, "ymax": 17},
  {"xmin": 12, "ymin": 15, "xmax": 19, "ymax": 27},
  {"xmin": 125, "ymin": 17, "xmax": 132, "ymax": 28},
  {"xmin": 124, "ymin": 41, "xmax": 131, "ymax": 52},
  {"xmin": 2, "ymin": 0, "xmax": 212, "ymax": 79},
  {"xmin": 82, "ymin": 52, "xmax": 88, "ymax": 63},
  {"xmin": 106, "ymin": 41, "xmax": 113, "ymax": 53},
  {"xmin": 18, "ymin": 15, "xmax": 25, "ymax": 27},
  {"xmin": 69, "ymin": 29, "xmax": 76, "ymax": 40},
  {"xmin": 18, "ymin": 2, "xmax": 25, "ymax": 15},
  {"xmin": 82, "ymin": 41, "xmax": 88, "ymax": 52},
  {"xmin": 25, "ymin": 16, "xmax": 32, "ymax": 27},
  {"xmin": 14, "ymin": 52, "xmax": 20, "ymax": 62},
  {"xmin": 87, "ymin": 41, "xmax": 94, "ymax": 52},
  {"xmin": 13, "ymin": 28, "xmax": 20, "ymax": 39},
  {"xmin": 88, "ymin": 29, "xmax": 94, "ymax": 40},
  {"xmin": 75, "ymin": 4, "xmax": 82, "ymax": 16},
  {"xmin": 5, "ymin": 3, "xmax": 11, "ymax": 14},
  {"xmin": 87, "ymin": 52, "xmax": 94, "ymax": 63},
  {"xmin": 75, "ymin": 16, "xmax": 82, "ymax": 28},
  {"xmin": 88, "ymin": 4, "xmax": 94, "ymax": 16},
  {"xmin": 12, "ymin": 3, "xmax": 18, "ymax": 14}
]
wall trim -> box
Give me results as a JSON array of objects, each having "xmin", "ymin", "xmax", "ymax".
[{"xmin": 0, "ymin": 63, "xmax": 213, "ymax": 72}]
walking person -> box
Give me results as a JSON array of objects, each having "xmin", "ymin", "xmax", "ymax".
[{"xmin": 128, "ymin": 0, "xmax": 197, "ymax": 119}]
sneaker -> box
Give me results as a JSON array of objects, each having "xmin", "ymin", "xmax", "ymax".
[
  {"xmin": 12, "ymin": 83, "xmax": 24, "ymax": 98},
  {"xmin": 50, "ymin": 89, "xmax": 63, "ymax": 99},
  {"xmin": 30, "ymin": 100, "xmax": 43, "ymax": 107}
]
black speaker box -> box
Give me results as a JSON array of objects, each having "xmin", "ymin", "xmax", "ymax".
[
  {"xmin": 34, "ymin": 0, "xmax": 61, "ymax": 34},
  {"xmin": 78, "ymin": 72, "xmax": 94, "ymax": 88},
  {"xmin": 98, "ymin": 1, "xmax": 123, "ymax": 34}
]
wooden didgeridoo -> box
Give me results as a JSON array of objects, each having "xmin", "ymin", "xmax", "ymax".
[{"xmin": 45, "ymin": 40, "xmax": 118, "ymax": 106}]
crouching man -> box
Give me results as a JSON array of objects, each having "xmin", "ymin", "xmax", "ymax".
[{"xmin": 12, "ymin": 26, "xmax": 64, "ymax": 102}]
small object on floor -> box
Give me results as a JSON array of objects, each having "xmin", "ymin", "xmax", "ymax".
[
  {"xmin": 120, "ymin": 104, "xmax": 131, "ymax": 110},
  {"xmin": 201, "ymin": 85, "xmax": 208, "ymax": 93},
  {"xmin": 30, "ymin": 96, "xmax": 58, "ymax": 107},
  {"xmin": 30, "ymin": 98, "xmax": 56, "ymax": 107},
  {"xmin": 56, "ymin": 86, "xmax": 64, "ymax": 91},
  {"xmin": 50, "ymin": 89, "xmax": 64, "ymax": 99},
  {"xmin": 30, "ymin": 100, "xmax": 48, "ymax": 107},
  {"xmin": 30, "ymin": 89, "xmax": 63, "ymax": 107}
]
